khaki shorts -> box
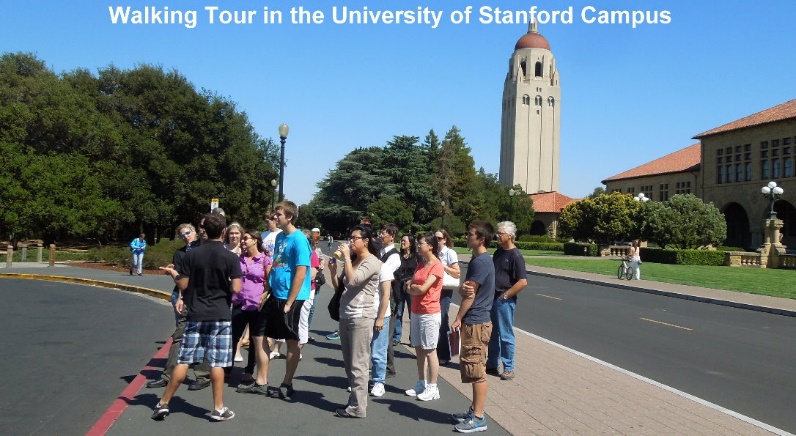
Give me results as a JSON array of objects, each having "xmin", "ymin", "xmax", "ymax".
[{"xmin": 459, "ymin": 322, "xmax": 492, "ymax": 384}]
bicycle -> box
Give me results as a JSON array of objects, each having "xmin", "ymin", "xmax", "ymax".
[{"xmin": 617, "ymin": 257, "xmax": 633, "ymax": 280}]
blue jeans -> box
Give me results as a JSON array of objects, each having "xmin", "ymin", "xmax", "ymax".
[
  {"xmin": 132, "ymin": 252, "xmax": 144, "ymax": 274},
  {"xmin": 392, "ymin": 296, "xmax": 406, "ymax": 343},
  {"xmin": 436, "ymin": 289, "xmax": 453, "ymax": 361},
  {"xmin": 487, "ymin": 296, "xmax": 516, "ymax": 372},
  {"xmin": 370, "ymin": 316, "xmax": 390, "ymax": 384}
]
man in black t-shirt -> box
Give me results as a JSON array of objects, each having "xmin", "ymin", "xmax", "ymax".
[
  {"xmin": 486, "ymin": 221, "xmax": 528, "ymax": 382},
  {"xmin": 152, "ymin": 213, "xmax": 242, "ymax": 422}
]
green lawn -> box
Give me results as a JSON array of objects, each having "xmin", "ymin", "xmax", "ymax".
[{"xmin": 523, "ymin": 257, "xmax": 796, "ymax": 300}]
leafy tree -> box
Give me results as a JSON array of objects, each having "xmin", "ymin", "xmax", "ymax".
[
  {"xmin": 559, "ymin": 192, "xmax": 639, "ymax": 243},
  {"xmin": 0, "ymin": 52, "xmax": 279, "ymax": 244},
  {"xmin": 368, "ymin": 197, "xmax": 414, "ymax": 232},
  {"xmin": 642, "ymin": 194, "xmax": 727, "ymax": 249},
  {"xmin": 588, "ymin": 186, "xmax": 606, "ymax": 198}
]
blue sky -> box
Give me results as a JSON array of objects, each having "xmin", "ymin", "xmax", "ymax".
[{"xmin": 3, "ymin": 0, "xmax": 796, "ymax": 206}]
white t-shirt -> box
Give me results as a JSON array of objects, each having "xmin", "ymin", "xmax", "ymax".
[
  {"xmin": 262, "ymin": 229, "xmax": 282, "ymax": 258},
  {"xmin": 377, "ymin": 244, "xmax": 400, "ymax": 318}
]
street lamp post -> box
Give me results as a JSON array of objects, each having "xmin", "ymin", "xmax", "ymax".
[
  {"xmin": 441, "ymin": 200, "xmax": 446, "ymax": 230},
  {"xmin": 277, "ymin": 123, "xmax": 289, "ymax": 202},
  {"xmin": 270, "ymin": 179, "xmax": 278, "ymax": 210},
  {"xmin": 508, "ymin": 188, "xmax": 517, "ymax": 218},
  {"xmin": 634, "ymin": 193, "xmax": 649, "ymax": 203},
  {"xmin": 761, "ymin": 181, "xmax": 785, "ymax": 219}
]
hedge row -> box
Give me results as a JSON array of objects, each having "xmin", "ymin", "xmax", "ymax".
[
  {"xmin": 452, "ymin": 239, "xmax": 564, "ymax": 252},
  {"xmin": 563, "ymin": 242, "xmax": 600, "ymax": 256},
  {"xmin": 640, "ymin": 248, "xmax": 725, "ymax": 266}
]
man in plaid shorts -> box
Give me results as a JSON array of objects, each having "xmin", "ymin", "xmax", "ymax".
[{"xmin": 153, "ymin": 212, "xmax": 243, "ymax": 421}]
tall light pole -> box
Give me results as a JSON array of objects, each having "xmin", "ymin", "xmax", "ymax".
[
  {"xmin": 761, "ymin": 181, "xmax": 785, "ymax": 219},
  {"xmin": 278, "ymin": 123, "xmax": 289, "ymax": 202},
  {"xmin": 508, "ymin": 188, "xmax": 518, "ymax": 218},
  {"xmin": 440, "ymin": 200, "xmax": 446, "ymax": 230},
  {"xmin": 270, "ymin": 179, "xmax": 278, "ymax": 210}
]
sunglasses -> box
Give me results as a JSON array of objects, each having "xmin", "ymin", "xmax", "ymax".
[{"xmin": 178, "ymin": 230, "xmax": 192, "ymax": 239}]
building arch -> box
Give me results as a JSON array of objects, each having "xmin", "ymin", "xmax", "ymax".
[
  {"xmin": 530, "ymin": 220, "xmax": 547, "ymax": 236},
  {"xmin": 722, "ymin": 202, "xmax": 751, "ymax": 250},
  {"xmin": 772, "ymin": 200, "xmax": 795, "ymax": 249}
]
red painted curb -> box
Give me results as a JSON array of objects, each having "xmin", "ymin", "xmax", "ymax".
[{"xmin": 86, "ymin": 338, "xmax": 173, "ymax": 436}]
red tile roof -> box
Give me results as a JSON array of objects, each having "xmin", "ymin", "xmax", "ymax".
[
  {"xmin": 694, "ymin": 99, "xmax": 796, "ymax": 138},
  {"xmin": 601, "ymin": 143, "xmax": 701, "ymax": 183},
  {"xmin": 529, "ymin": 191, "xmax": 578, "ymax": 213}
]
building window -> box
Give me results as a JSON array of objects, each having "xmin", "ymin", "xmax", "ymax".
[
  {"xmin": 717, "ymin": 166, "xmax": 724, "ymax": 184},
  {"xmin": 534, "ymin": 95, "xmax": 542, "ymax": 106},
  {"xmin": 534, "ymin": 61, "xmax": 543, "ymax": 77},
  {"xmin": 773, "ymin": 159, "xmax": 781, "ymax": 178},
  {"xmin": 762, "ymin": 150, "xmax": 768, "ymax": 158},
  {"xmin": 773, "ymin": 139, "xmax": 780, "ymax": 147},
  {"xmin": 735, "ymin": 145, "xmax": 742, "ymax": 153},
  {"xmin": 784, "ymin": 137, "xmax": 792, "ymax": 146},
  {"xmin": 745, "ymin": 162, "xmax": 752, "ymax": 181},
  {"xmin": 547, "ymin": 96, "xmax": 555, "ymax": 107},
  {"xmin": 627, "ymin": 187, "xmax": 635, "ymax": 194},
  {"xmin": 522, "ymin": 94, "xmax": 530, "ymax": 105},
  {"xmin": 726, "ymin": 164, "xmax": 733, "ymax": 183},
  {"xmin": 762, "ymin": 160, "xmax": 770, "ymax": 179},
  {"xmin": 659, "ymin": 183, "xmax": 669, "ymax": 201},
  {"xmin": 520, "ymin": 60, "xmax": 527, "ymax": 78},
  {"xmin": 761, "ymin": 141, "xmax": 769, "ymax": 149},
  {"xmin": 745, "ymin": 143, "xmax": 751, "ymax": 152},
  {"xmin": 785, "ymin": 157, "xmax": 793, "ymax": 178}
]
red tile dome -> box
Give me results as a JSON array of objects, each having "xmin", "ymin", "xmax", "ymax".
[
  {"xmin": 515, "ymin": 32, "xmax": 550, "ymax": 50},
  {"xmin": 514, "ymin": 21, "xmax": 550, "ymax": 51}
]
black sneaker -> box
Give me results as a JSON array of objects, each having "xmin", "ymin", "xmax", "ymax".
[
  {"xmin": 151, "ymin": 403, "xmax": 169, "ymax": 420},
  {"xmin": 271, "ymin": 383, "xmax": 294, "ymax": 400},
  {"xmin": 485, "ymin": 367, "xmax": 500, "ymax": 376},
  {"xmin": 237, "ymin": 382, "xmax": 271, "ymax": 395},
  {"xmin": 188, "ymin": 379, "xmax": 211, "ymax": 391},
  {"xmin": 210, "ymin": 406, "xmax": 235, "ymax": 421},
  {"xmin": 146, "ymin": 378, "xmax": 168, "ymax": 389}
]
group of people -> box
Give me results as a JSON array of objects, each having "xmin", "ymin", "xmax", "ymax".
[
  {"xmin": 147, "ymin": 201, "xmax": 319, "ymax": 422},
  {"xmin": 328, "ymin": 220, "xmax": 526, "ymax": 433},
  {"xmin": 144, "ymin": 203, "xmax": 529, "ymax": 434}
]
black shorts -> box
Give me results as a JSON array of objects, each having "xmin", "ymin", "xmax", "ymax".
[{"xmin": 262, "ymin": 295, "xmax": 305, "ymax": 341}]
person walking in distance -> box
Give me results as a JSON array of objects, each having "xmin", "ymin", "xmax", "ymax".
[
  {"xmin": 152, "ymin": 212, "xmax": 242, "ymax": 422},
  {"xmin": 450, "ymin": 221, "xmax": 496, "ymax": 433},
  {"xmin": 629, "ymin": 239, "xmax": 642, "ymax": 280},
  {"xmin": 486, "ymin": 221, "xmax": 527, "ymax": 381},
  {"xmin": 130, "ymin": 233, "xmax": 147, "ymax": 275}
]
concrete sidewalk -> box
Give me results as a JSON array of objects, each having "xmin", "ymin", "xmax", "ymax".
[{"xmin": 1, "ymin": 262, "xmax": 792, "ymax": 435}]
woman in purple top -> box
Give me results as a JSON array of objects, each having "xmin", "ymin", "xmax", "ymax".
[{"xmin": 231, "ymin": 229, "xmax": 271, "ymax": 381}]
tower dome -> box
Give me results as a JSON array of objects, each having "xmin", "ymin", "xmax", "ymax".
[{"xmin": 514, "ymin": 20, "xmax": 550, "ymax": 51}]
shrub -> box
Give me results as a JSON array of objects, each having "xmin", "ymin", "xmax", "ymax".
[
  {"xmin": 640, "ymin": 247, "xmax": 725, "ymax": 266},
  {"xmin": 515, "ymin": 241, "xmax": 564, "ymax": 251},
  {"xmin": 564, "ymin": 242, "xmax": 599, "ymax": 256}
]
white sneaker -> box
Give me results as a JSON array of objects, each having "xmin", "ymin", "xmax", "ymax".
[
  {"xmin": 269, "ymin": 351, "xmax": 280, "ymax": 359},
  {"xmin": 405, "ymin": 380, "xmax": 425, "ymax": 397},
  {"xmin": 371, "ymin": 382, "xmax": 385, "ymax": 397},
  {"xmin": 417, "ymin": 384, "xmax": 440, "ymax": 401}
]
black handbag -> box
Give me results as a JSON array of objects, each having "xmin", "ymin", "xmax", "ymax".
[
  {"xmin": 314, "ymin": 270, "xmax": 326, "ymax": 288},
  {"xmin": 327, "ymin": 275, "xmax": 344, "ymax": 322}
]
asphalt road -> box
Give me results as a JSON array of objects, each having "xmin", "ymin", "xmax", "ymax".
[
  {"xmin": 0, "ymin": 278, "xmax": 175, "ymax": 435},
  {"xmin": 456, "ymin": 263, "xmax": 796, "ymax": 433},
  {"xmin": 0, "ymin": 274, "xmax": 511, "ymax": 435}
]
